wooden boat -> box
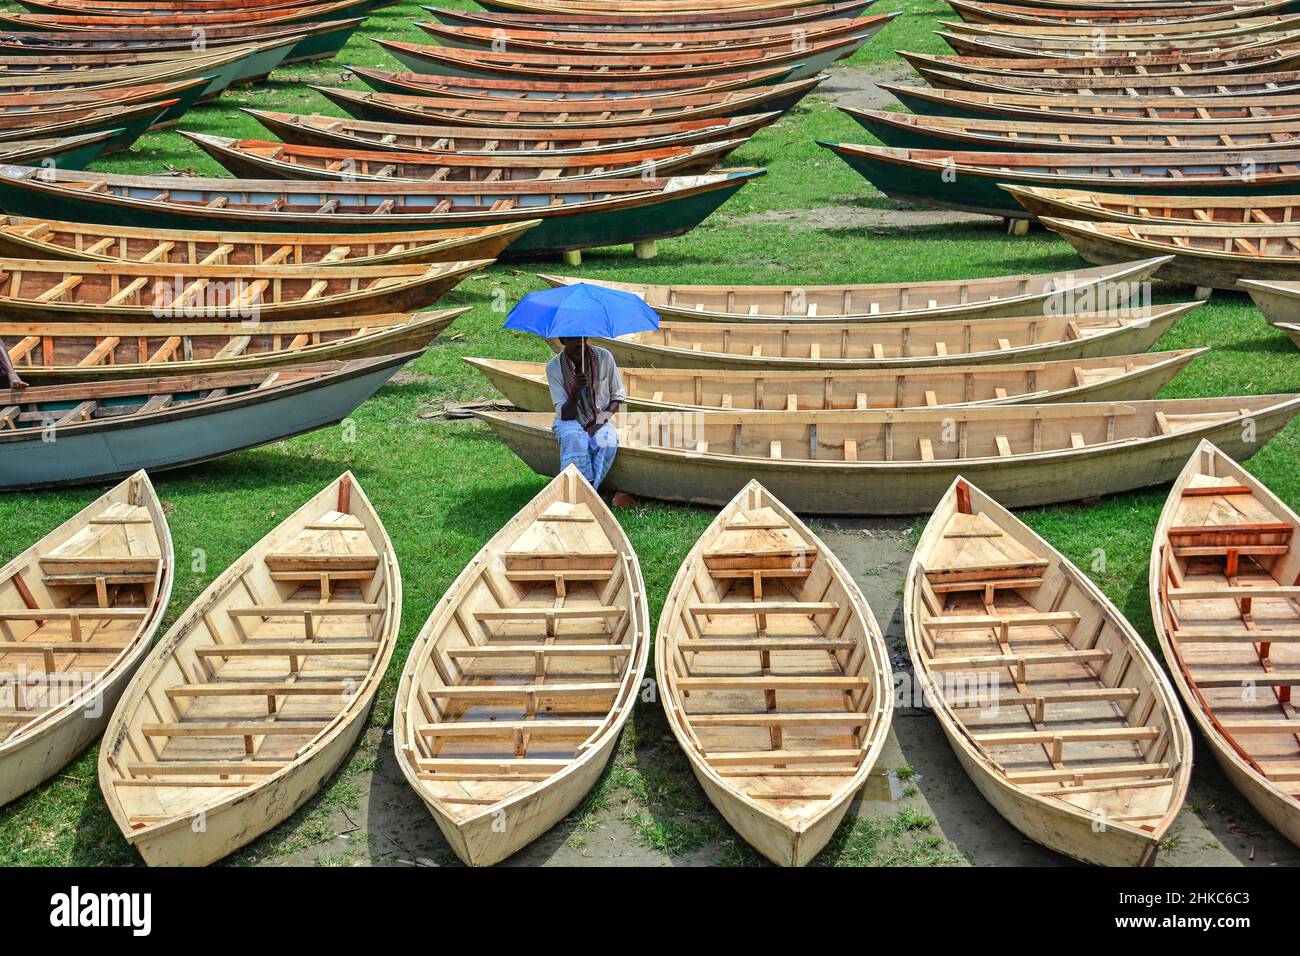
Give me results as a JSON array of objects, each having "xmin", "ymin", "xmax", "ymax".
[
  {"xmin": 393, "ymin": 465, "xmax": 649, "ymax": 867},
  {"xmin": 464, "ymin": 350, "xmax": 1206, "ymax": 413},
  {"xmin": 417, "ymin": 14, "xmax": 895, "ymax": 54},
  {"xmin": 0, "ymin": 1, "xmax": 374, "ymax": 31},
  {"xmin": 1040, "ymin": 218, "xmax": 1300, "ymax": 291},
  {"xmin": 374, "ymin": 34, "xmax": 867, "ymax": 83},
  {"xmin": 472, "ymin": 393, "xmax": 1300, "ymax": 513},
  {"xmin": 0, "ymin": 216, "xmax": 536, "ymax": 267},
  {"xmin": 844, "ymin": 107, "xmax": 1300, "ymax": 154},
  {"xmin": 883, "ymin": 84, "xmax": 1300, "ymax": 124},
  {"xmin": 655, "ymin": 480, "xmax": 891, "ymax": 865},
  {"xmin": 539, "ymin": 258, "xmax": 1168, "ymax": 324},
  {"xmin": 914, "ymin": 65, "xmax": 1300, "ymax": 96},
  {"xmin": 99, "ymin": 472, "xmax": 400, "ymax": 866},
  {"xmin": 1, "ymin": 354, "xmax": 420, "ymax": 489},
  {"xmin": 0, "ymin": 99, "xmax": 176, "ymax": 154},
  {"xmin": 579, "ymin": 304, "xmax": 1198, "ymax": 371},
  {"xmin": 0, "ymin": 18, "xmax": 365, "ymax": 65},
  {"xmin": 351, "ymin": 64, "xmax": 801, "ymax": 101},
  {"xmin": 940, "ymin": 14, "xmax": 1300, "ymax": 40},
  {"xmin": 0, "ymin": 77, "xmax": 208, "ymax": 128},
  {"xmin": 183, "ymin": 132, "xmax": 748, "ymax": 184},
  {"xmin": 424, "ymin": 1, "xmax": 873, "ymax": 31},
  {"xmin": 948, "ymin": 0, "xmax": 1300, "ymax": 26},
  {"xmin": 481, "ymin": 0, "xmax": 872, "ymax": 12},
  {"xmin": 821, "ymin": 143, "xmax": 1300, "ymax": 219},
  {"xmin": 247, "ymin": 109, "xmax": 779, "ymax": 158},
  {"xmin": 906, "ymin": 476, "xmax": 1191, "ymax": 863},
  {"xmin": 900, "ymin": 45, "xmax": 1300, "ymax": 80},
  {"xmin": 0, "ymin": 166, "xmax": 764, "ymax": 259},
  {"xmin": 1151, "ymin": 441, "xmax": 1300, "ymax": 847},
  {"xmin": 948, "ymin": 0, "xmax": 1289, "ymax": 11},
  {"xmin": 316, "ymin": 81, "xmax": 821, "ymax": 128},
  {"xmin": 0, "ymin": 130, "xmax": 120, "ymax": 169},
  {"xmin": 1240, "ymin": 279, "xmax": 1300, "ymax": 328},
  {"xmin": 5, "ymin": 309, "xmax": 467, "ymax": 386},
  {"xmin": 0, "ymin": 258, "xmax": 486, "ymax": 323},
  {"xmin": 939, "ymin": 28, "xmax": 1298, "ymax": 56},
  {"xmin": 0, "ymin": 471, "xmax": 172, "ymax": 808},
  {"xmin": 0, "ymin": 45, "xmax": 263, "ymax": 99},
  {"xmin": 1004, "ymin": 185, "xmax": 1300, "ymax": 224},
  {"xmin": 17, "ymin": 0, "xmax": 393, "ymax": 15}
]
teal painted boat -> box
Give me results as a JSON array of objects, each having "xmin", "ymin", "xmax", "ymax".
[
  {"xmin": 0, "ymin": 352, "xmax": 419, "ymax": 490},
  {"xmin": 821, "ymin": 141, "xmax": 1300, "ymax": 218},
  {"xmin": 0, "ymin": 165, "xmax": 765, "ymax": 256}
]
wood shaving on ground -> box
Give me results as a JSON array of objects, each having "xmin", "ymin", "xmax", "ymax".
[{"xmin": 425, "ymin": 398, "xmax": 516, "ymax": 420}]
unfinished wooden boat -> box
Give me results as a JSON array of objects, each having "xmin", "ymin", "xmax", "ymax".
[
  {"xmin": 540, "ymin": 258, "xmax": 1167, "ymax": 324},
  {"xmin": 0, "ymin": 130, "xmax": 119, "ymax": 169},
  {"xmin": 914, "ymin": 65, "xmax": 1300, "ymax": 97},
  {"xmin": 948, "ymin": 0, "xmax": 1299, "ymax": 26},
  {"xmin": 18, "ymin": 0, "xmax": 393, "ymax": 15},
  {"xmin": 821, "ymin": 143, "xmax": 1300, "ymax": 219},
  {"xmin": 482, "ymin": 0, "xmax": 870, "ymax": 14},
  {"xmin": 0, "ymin": 166, "xmax": 764, "ymax": 259},
  {"xmin": 1152, "ymin": 441, "xmax": 1300, "ymax": 846},
  {"xmin": 417, "ymin": 14, "xmax": 894, "ymax": 55},
  {"xmin": 374, "ymin": 34, "xmax": 864, "ymax": 83},
  {"xmin": 0, "ymin": 258, "xmax": 487, "ymax": 323},
  {"xmin": 350, "ymin": 64, "xmax": 800, "ymax": 101},
  {"xmin": 883, "ymin": 84, "xmax": 1300, "ymax": 125},
  {"xmin": 316, "ymin": 81, "xmax": 820, "ymax": 128},
  {"xmin": 393, "ymin": 465, "xmax": 649, "ymax": 867},
  {"xmin": 941, "ymin": 14, "xmax": 1300, "ymax": 41},
  {"xmin": 0, "ymin": 353, "xmax": 419, "ymax": 489},
  {"xmin": 656, "ymin": 480, "xmax": 891, "ymax": 865},
  {"xmin": 907, "ymin": 476, "xmax": 1191, "ymax": 864},
  {"xmin": 473, "ymin": 393, "xmax": 1300, "ymax": 513},
  {"xmin": 1, "ymin": 0, "xmax": 372, "ymax": 31},
  {"xmin": 183, "ymin": 132, "xmax": 747, "ymax": 184},
  {"xmin": 1041, "ymin": 218, "xmax": 1300, "ymax": 291},
  {"xmin": 1004, "ymin": 185, "xmax": 1300, "ymax": 224},
  {"xmin": 425, "ymin": 0, "xmax": 872, "ymax": 31},
  {"xmin": 426, "ymin": 1, "xmax": 872, "ymax": 31},
  {"xmin": 575, "ymin": 303, "xmax": 1197, "ymax": 371},
  {"xmin": 5, "ymin": 309, "xmax": 466, "ymax": 385},
  {"xmin": 464, "ymin": 350, "xmax": 1205, "ymax": 413},
  {"xmin": 0, "ymin": 100, "xmax": 173, "ymax": 154},
  {"xmin": 0, "ymin": 471, "xmax": 172, "ymax": 808},
  {"xmin": 247, "ymin": 109, "xmax": 777, "ymax": 159},
  {"xmin": 844, "ymin": 107, "xmax": 1300, "ymax": 154},
  {"xmin": 939, "ymin": 28, "xmax": 1296, "ymax": 56},
  {"xmin": 0, "ymin": 217, "xmax": 535, "ymax": 267},
  {"xmin": 99, "ymin": 472, "xmax": 400, "ymax": 866},
  {"xmin": 1240, "ymin": 279, "xmax": 1300, "ymax": 328},
  {"xmin": 0, "ymin": 77, "xmax": 208, "ymax": 127},
  {"xmin": 901, "ymin": 45, "xmax": 1300, "ymax": 80}
]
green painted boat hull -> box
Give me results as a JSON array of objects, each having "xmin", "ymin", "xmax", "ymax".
[
  {"xmin": 885, "ymin": 88, "xmax": 989, "ymax": 121},
  {"xmin": 282, "ymin": 21, "xmax": 362, "ymax": 63},
  {"xmin": 844, "ymin": 111, "xmax": 978, "ymax": 151},
  {"xmin": 821, "ymin": 142, "xmax": 1300, "ymax": 218},
  {"xmin": 224, "ymin": 41, "xmax": 296, "ymax": 86},
  {"xmin": 152, "ymin": 80, "xmax": 208, "ymax": 124}
]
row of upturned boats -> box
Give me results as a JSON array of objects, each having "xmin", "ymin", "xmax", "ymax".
[{"xmin": 6, "ymin": 439, "xmax": 1298, "ymax": 868}]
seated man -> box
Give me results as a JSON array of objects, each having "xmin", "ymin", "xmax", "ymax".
[
  {"xmin": 1, "ymin": 337, "xmax": 27, "ymax": 391},
  {"xmin": 546, "ymin": 336, "xmax": 624, "ymax": 488}
]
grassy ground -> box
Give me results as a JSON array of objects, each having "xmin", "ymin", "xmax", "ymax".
[{"xmin": 0, "ymin": 0, "xmax": 1297, "ymax": 866}]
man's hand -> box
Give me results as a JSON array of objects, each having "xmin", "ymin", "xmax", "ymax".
[{"xmin": 570, "ymin": 372, "xmax": 591, "ymax": 391}]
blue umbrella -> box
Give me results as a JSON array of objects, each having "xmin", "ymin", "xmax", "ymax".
[{"xmin": 504, "ymin": 281, "xmax": 661, "ymax": 340}]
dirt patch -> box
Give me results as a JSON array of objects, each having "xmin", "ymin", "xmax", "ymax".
[
  {"xmin": 722, "ymin": 205, "xmax": 987, "ymax": 231},
  {"xmin": 816, "ymin": 61, "xmax": 917, "ymax": 114}
]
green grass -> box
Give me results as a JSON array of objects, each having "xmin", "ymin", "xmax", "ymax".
[{"xmin": 0, "ymin": 0, "xmax": 1298, "ymax": 867}]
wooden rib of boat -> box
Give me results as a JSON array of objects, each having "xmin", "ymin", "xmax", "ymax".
[
  {"xmin": 0, "ymin": 18, "xmax": 365, "ymax": 65},
  {"xmin": 656, "ymin": 480, "xmax": 891, "ymax": 865},
  {"xmin": 0, "ymin": 258, "xmax": 487, "ymax": 323},
  {"xmin": 1240, "ymin": 279, "xmax": 1300, "ymax": 329},
  {"xmin": 1004, "ymin": 184, "xmax": 1300, "ymax": 224},
  {"xmin": 0, "ymin": 216, "xmax": 536, "ymax": 267},
  {"xmin": 463, "ymin": 350, "xmax": 1206, "ymax": 413},
  {"xmin": 948, "ymin": 0, "xmax": 1298, "ymax": 25},
  {"xmin": 183, "ymin": 132, "xmax": 748, "ymax": 184},
  {"xmin": 939, "ymin": 28, "xmax": 1297, "ymax": 56},
  {"xmin": 1040, "ymin": 218, "xmax": 1300, "ymax": 291},
  {"xmin": 316, "ymin": 81, "xmax": 821, "ymax": 128},
  {"xmin": 901, "ymin": 45, "xmax": 1300, "ymax": 79},
  {"xmin": 350, "ymin": 64, "xmax": 800, "ymax": 101},
  {"xmin": 0, "ymin": 166, "xmax": 764, "ymax": 258},
  {"xmin": 472, "ymin": 393, "xmax": 1300, "ymax": 514},
  {"xmin": 844, "ymin": 106, "xmax": 1300, "ymax": 153},
  {"xmin": 821, "ymin": 143, "xmax": 1300, "ymax": 219},
  {"xmin": 1151, "ymin": 441, "xmax": 1300, "ymax": 847},
  {"xmin": 417, "ymin": 14, "xmax": 893, "ymax": 55},
  {"xmin": 907, "ymin": 476, "xmax": 1191, "ymax": 863},
  {"xmin": 915, "ymin": 64, "xmax": 1300, "ymax": 95},
  {"xmin": 0, "ymin": 354, "xmax": 420, "ymax": 489},
  {"xmin": 393, "ymin": 465, "xmax": 648, "ymax": 867},
  {"xmin": 247, "ymin": 109, "xmax": 779, "ymax": 158},
  {"xmin": 539, "ymin": 258, "xmax": 1168, "ymax": 324},
  {"xmin": 0, "ymin": 0, "xmax": 371, "ymax": 31},
  {"xmin": 4, "ymin": 309, "xmax": 466, "ymax": 385},
  {"xmin": 0, "ymin": 471, "xmax": 172, "ymax": 808},
  {"xmin": 882, "ymin": 84, "xmax": 1300, "ymax": 124},
  {"xmin": 579, "ymin": 304, "xmax": 1197, "ymax": 371},
  {"xmin": 0, "ymin": 130, "xmax": 119, "ymax": 169},
  {"xmin": 425, "ymin": 0, "xmax": 872, "ymax": 30},
  {"xmin": 99, "ymin": 472, "xmax": 400, "ymax": 865},
  {"xmin": 374, "ymin": 34, "xmax": 867, "ymax": 83}
]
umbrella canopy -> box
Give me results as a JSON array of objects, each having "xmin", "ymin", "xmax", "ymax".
[{"xmin": 504, "ymin": 282, "xmax": 660, "ymax": 340}]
